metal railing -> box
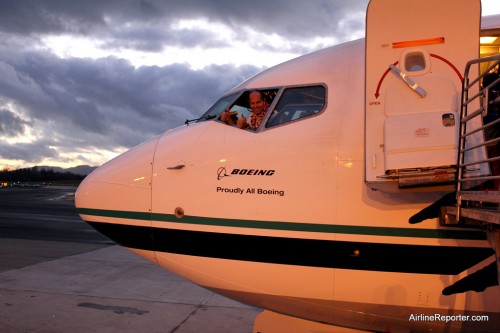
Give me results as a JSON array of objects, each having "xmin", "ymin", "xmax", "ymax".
[{"xmin": 456, "ymin": 55, "xmax": 500, "ymax": 222}]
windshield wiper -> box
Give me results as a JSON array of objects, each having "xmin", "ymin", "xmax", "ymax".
[{"xmin": 185, "ymin": 114, "xmax": 216, "ymax": 125}]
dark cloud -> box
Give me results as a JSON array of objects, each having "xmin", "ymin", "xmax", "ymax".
[
  {"xmin": 104, "ymin": 22, "xmax": 231, "ymax": 51},
  {"xmin": 0, "ymin": 0, "xmax": 368, "ymax": 52},
  {"xmin": 0, "ymin": 0, "xmax": 111, "ymax": 35},
  {"xmin": 0, "ymin": 108, "xmax": 30, "ymax": 136},
  {"xmin": 0, "ymin": 0, "xmax": 368, "ymax": 167},
  {"xmin": 0, "ymin": 48, "xmax": 261, "ymax": 164},
  {"xmin": 0, "ymin": 139, "xmax": 59, "ymax": 164},
  {"xmin": 206, "ymin": 0, "xmax": 368, "ymax": 41}
]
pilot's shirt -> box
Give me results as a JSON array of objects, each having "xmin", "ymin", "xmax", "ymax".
[{"xmin": 248, "ymin": 111, "xmax": 267, "ymax": 130}]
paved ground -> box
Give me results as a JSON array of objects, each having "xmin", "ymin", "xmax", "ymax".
[{"xmin": 0, "ymin": 186, "xmax": 259, "ymax": 333}]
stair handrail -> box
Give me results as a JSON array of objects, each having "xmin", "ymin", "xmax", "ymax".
[{"xmin": 456, "ymin": 55, "xmax": 500, "ymax": 222}]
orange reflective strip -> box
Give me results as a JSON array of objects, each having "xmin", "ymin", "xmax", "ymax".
[{"xmin": 392, "ymin": 37, "xmax": 445, "ymax": 48}]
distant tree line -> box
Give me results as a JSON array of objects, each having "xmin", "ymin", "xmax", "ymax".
[{"xmin": 0, "ymin": 167, "xmax": 85, "ymax": 182}]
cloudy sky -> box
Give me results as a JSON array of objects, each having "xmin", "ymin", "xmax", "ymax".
[{"xmin": 1, "ymin": 1, "xmax": 499, "ymax": 169}]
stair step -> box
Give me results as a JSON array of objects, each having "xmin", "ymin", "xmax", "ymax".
[
  {"xmin": 459, "ymin": 191, "xmax": 500, "ymax": 203},
  {"xmin": 441, "ymin": 206, "xmax": 500, "ymax": 225}
]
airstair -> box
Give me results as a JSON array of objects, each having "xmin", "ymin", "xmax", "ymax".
[{"xmin": 440, "ymin": 54, "xmax": 500, "ymax": 289}]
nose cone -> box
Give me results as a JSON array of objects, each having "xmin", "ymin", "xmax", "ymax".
[{"xmin": 75, "ymin": 136, "xmax": 159, "ymax": 248}]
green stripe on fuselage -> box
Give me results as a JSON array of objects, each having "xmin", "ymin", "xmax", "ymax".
[{"xmin": 76, "ymin": 207, "xmax": 486, "ymax": 240}]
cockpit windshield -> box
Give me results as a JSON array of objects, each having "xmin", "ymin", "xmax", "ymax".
[
  {"xmin": 224, "ymin": 89, "xmax": 278, "ymax": 121},
  {"xmin": 197, "ymin": 93, "xmax": 238, "ymax": 122},
  {"xmin": 198, "ymin": 84, "xmax": 326, "ymax": 130}
]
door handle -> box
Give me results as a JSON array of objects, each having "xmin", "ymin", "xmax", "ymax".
[
  {"xmin": 389, "ymin": 64, "xmax": 427, "ymax": 98},
  {"xmin": 167, "ymin": 164, "xmax": 185, "ymax": 170}
]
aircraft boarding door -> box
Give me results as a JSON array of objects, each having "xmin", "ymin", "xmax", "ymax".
[{"xmin": 365, "ymin": 0, "xmax": 484, "ymax": 192}]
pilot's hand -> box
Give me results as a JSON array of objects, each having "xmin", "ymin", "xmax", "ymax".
[
  {"xmin": 237, "ymin": 114, "xmax": 248, "ymax": 129},
  {"xmin": 220, "ymin": 109, "xmax": 231, "ymax": 122}
]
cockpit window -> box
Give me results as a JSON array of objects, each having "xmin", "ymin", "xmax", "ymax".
[
  {"xmin": 200, "ymin": 86, "xmax": 325, "ymax": 130},
  {"xmin": 266, "ymin": 85, "xmax": 326, "ymax": 128},
  {"xmin": 197, "ymin": 93, "xmax": 238, "ymax": 122},
  {"xmin": 224, "ymin": 89, "xmax": 278, "ymax": 120},
  {"xmin": 216, "ymin": 89, "xmax": 278, "ymax": 130}
]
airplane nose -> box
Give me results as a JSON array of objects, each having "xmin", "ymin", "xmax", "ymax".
[{"xmin": 75, "ymin": 137, "xmax": 160, "ymax": 248}]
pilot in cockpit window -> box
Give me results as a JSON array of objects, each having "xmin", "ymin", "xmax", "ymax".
[{"xmin": 220, "ymin": 90, "xmax": 271, "ymax": 130}]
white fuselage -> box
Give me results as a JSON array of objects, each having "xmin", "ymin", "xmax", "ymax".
[{"xmin": 75, "ymin": 37, "xmax": 500, "ymax": 332}]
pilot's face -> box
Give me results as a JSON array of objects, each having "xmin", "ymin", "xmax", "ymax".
[{"xmin": 249, "ymin": 92, "xmax": 266, "ymax": 115}]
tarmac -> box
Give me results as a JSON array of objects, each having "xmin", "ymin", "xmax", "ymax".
[
  {"xmin": 0, "ymin": 187, "xmax": 260, "ymax": 333},
  {"xmin": 0, "ymin": 240, "xmax": 260, "ymax": 333}
]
